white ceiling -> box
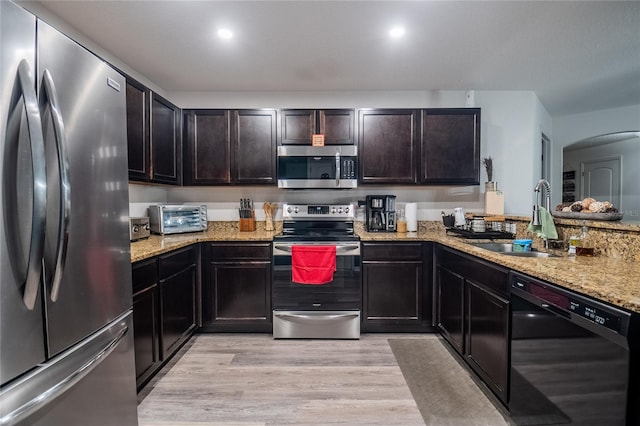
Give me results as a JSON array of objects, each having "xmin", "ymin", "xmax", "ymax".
[{"xmin": 33, "ymin": 0, "xmax": 640, "ymax": 116}]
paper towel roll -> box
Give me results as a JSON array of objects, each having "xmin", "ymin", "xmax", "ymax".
[{"xmin": 405, "ymin": 203, "xmax": 418, "ymax": 232}]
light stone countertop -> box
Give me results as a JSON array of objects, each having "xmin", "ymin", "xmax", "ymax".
[{"xmin": 131, "ymin": 221, "xmax": 640, "ymax": 314}]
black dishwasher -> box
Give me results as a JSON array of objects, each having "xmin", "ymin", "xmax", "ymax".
[{"xmin": 509, "ymin": 271, "xmax": 637, "ymax": 425}]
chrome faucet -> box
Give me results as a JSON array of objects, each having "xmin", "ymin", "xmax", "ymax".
[
  {"xmin": 532, "ymin": 179, "xmax": 551, "ymax": 226},
  {"xmin": 532, "ymin": 179, "xmax": 552, "ymax": 249}
]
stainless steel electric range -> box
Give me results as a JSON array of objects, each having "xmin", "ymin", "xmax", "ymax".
[{"xmin": 272, "ymin": 203, "xmax": 361, "ymax": 339}]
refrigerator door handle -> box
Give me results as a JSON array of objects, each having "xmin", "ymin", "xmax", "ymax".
[
  {"xmin": 4, "ymin": 59, "xmax": 47, "ymax": 311},
  {"xmin": 41, "ymin": 69, "xmax": 71, "ymax": 302},
  {"xmin": 0, "ymin": 325, "xmax": 129, "ymax": 426}
]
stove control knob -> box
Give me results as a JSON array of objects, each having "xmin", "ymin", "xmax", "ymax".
[
  {"xmin": 287, "ymin": 206, "xmax": 293, "ymax": 214},
  {"xmin": 294, "ymin": 207, "xmax": 299, "ymax": 213},
  {"xmin": 338, "ymin": 207, "xmax": 343, "ymax": 213},
  {"xmin": 331, "ymin": 207, "xmax": 337, "ymax": 213},
  {"xmin": 344, "ymin": 206, "xmax": 350, "ymax": 214},
  {"xmin": 132, "ymin": 225, "xmax": 139, "ymax": 233}
]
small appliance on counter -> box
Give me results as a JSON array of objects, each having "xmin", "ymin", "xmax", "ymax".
[
  {"xmin": 365, "ymin": 195, "xmax": 396, "ymax": 232},
  {"xmin": 129, "ymin": 217, "xmax": 150, "ymax": 241},
  {"xmin": 148, "ymin": 204, "xmax": 208, "ymax": 235}
]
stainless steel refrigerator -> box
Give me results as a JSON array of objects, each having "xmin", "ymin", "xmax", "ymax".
[{"xmin": 1, "ymin": 2, "xmax": 138, "ymax": 424}]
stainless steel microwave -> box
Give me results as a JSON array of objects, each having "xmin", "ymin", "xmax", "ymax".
[
  {"xmin": 147, "ymin": 204, "xmax": 208, "ymax": 235},
  {"xmin": 277, "ymin": 145, "xmax": 358, "ymax": 189}
]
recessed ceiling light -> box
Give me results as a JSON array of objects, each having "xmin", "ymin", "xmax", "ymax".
[
  {"xmin": 389, "ymin": 26, "xmax": 405, "ymax": 39},
  {"xmin": 217, "ymin": 28, "xmax": 233, "ymax": 40}
]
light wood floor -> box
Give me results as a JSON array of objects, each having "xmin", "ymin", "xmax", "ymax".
[{"xmin": 136, "ymin": 333, "xmax": 491, "ymax": 426}]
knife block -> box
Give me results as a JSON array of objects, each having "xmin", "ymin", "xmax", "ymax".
[{"xmin": 239, "ymin": 212, "xmax": 256, "ymax": 232}]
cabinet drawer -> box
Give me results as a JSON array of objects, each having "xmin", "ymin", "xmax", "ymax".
[
  {"xmin": 209, "ymin": 243, "xmax": 271, "ymax": 261},
  {"xmin": 132, "ymin": 258, "xmax": 158, "ymax": 292},
  {"xmin": 438, "ymin": 247, "xmax": 508, "ymax": 295},
  {"xmin": 160, "ymin": 246, "xmax": 197, "ymax": 279},
  {"xmin": 362, "ymin": 242, "xmax": 422, "ymax": 261}
]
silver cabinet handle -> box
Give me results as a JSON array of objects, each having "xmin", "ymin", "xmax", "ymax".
[
  {"xmin": 0, "ymin": 326, "xmax": 128, "ymax": 426},
  {"xmin": 41, "ymin": 69, "xmax": 71, "ymax": 302},
  {"xmin": 4, "ymin": 59, "xmax": 47, "ymax": 311},
  {"xmin": 335, "ymin": 151, "xmax": 340, "ymax": 186}
]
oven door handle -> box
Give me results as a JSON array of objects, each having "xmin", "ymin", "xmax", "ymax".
[
  {"xmin": 335, "ymin": 151, "xmax": 340, "ymax": 187},
  {"xmin": 273, "ymin": 243, "xmax": 360, "ymax": 256},
  {"xmin": 274, "ymin": 312, "xmax": 360, "ymax": 322}
]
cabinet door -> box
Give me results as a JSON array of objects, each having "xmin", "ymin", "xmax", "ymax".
[
  {"xmin": 160, "ymin": 265, "xmax": 196, "ymax": 358},
  {"xmin": 279, "ymin": 109, "xmax": 315, "ymax": 145},
  {"xmin": 132, "ymin": 258, "xmax": 159, "ymax": 390},
  {"xmin": 436, "ymin": 266, "xmax": 465, "ymax": 354},
  {"xmin": 319, "ymin": 109, "xmax": 355, "ymax": 145},
  {"xmin": 466, "ymin": 280, "xmax": 510, "ymax": 403},
  {"xmin": 363, "ymin": 262, "xmax": 421, "ymax": 321},
  {"xmin": 183, "ymin": 109, "xmax": 231, "ymax": 185},
  {"xmin": 233, "ymin": 109, "xmax": 276, "ymax": 184},
  {"xmin": 132, "ymin": 284, "xmax": 159, "ymax": 389},
  {"xmin": 125, "ymin": 78, "xmax": 149, "ymax": 182},
  {"xmin": 358, "ymin": 109, "xmax": 418, "ymax": 184},
  {"xmin": 421, "ymin": 108, "xmax": 480, "ymax": 184},
  {"xmin": 208, "ymin": 262, "xmax": 271, "ymax": 322},
  {"xmin": 150, "ymin": 92, "xmax": 181, "ymax": 185}
]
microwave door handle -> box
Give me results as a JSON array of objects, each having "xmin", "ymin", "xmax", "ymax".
[
  {"xmin": 335, "ymin": 151, "xmax": 340, "ymax": 187},
  {"xmin": 5, "ymin": 60, "xmax": 47, "ymax": 310},
  {"xmin": 41, "ymin": 70, "xmax": 71, "ymax": 302}
]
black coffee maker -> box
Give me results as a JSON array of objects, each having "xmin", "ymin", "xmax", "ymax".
[{"xmin": 365, "ymin": 195, "xmax": 396, "ymax": 232}]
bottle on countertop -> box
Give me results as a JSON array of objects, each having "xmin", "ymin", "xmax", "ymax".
[
  {"xmin": 396, "ymin": 208, "xmax": 407, "ymax": 233},
  {"xmin": 575, "ymin": 223, "xmax": 594, "ymax": 257},
  {"xmin": 568, "ymin": 235, "xmax": 579, "ymax": 256}
]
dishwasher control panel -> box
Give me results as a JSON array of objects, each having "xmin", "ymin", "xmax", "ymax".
[{"xmin": 511, "ymin": 272, "xmax": 629, "ymax": 335}]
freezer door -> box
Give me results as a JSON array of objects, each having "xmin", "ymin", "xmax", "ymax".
[
  {"xmin": 36, "ymin": 21, "xmax": 133, "ymax": 357},
  {"xmin": 0, "ymin": 311, "xmax": 138, "ymax": 426},
  {"xmin": 0, "ymin": 1, "xmax": 47, "ymax": 387}
]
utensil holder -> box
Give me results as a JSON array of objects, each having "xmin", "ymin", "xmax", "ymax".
[
  {"xmin": 239, "ymin": 212, "xmax": 256, "ymax": 232},
  {"xmin": 264, "ymin": 212, "xmax": 274, "ymax": 231},
  {"xmin": 442, "ymin": 214, "xmax": 455, "ymax": 228}
]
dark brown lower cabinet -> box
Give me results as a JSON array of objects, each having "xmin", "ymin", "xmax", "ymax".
[
  {"xmin": 436, "ymin": 245, "xmax": 510, "ymax": 404},
  {"xmin": 132, "ymin": 258, "xmax": 159, "ymax": 390},
  {"xmin": 132, "ymin": 245, "xmax": 197, "ymax": 391},
  {"xmin": 160, "ymin": 263, "xmax": 197, "ymax": 357},
  {"xmin": 202, "ymin": 242, "xmax": 272, "ymax": 332},
  {"xmin": 436, "ymin": 266, "xmax": 465, "ymax": 354},
  {"xmin": 466, "ymin": 279, "xmax": 510, "ymax": 403},
  {"xmin": 361, "ymin": 242, "xmax": 433, "ymax": 332}
]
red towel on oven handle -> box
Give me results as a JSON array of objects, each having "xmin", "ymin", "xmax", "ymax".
[{"xmin": 291, "ymin": 245, "xmax": 337, "ymax": 285}]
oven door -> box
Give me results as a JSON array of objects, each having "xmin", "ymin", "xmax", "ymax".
[{"xmin": 272, "ymin": 241, "xmax": 361, "ymax": 338}]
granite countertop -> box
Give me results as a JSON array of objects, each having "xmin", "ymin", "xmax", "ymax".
[
  {"xmin": 131, "ymin": 222, "xmax": 640, "ymax": 314},
  {"xmin": 130, "ymin": 224, "xmax": 279, "ymax": 263}
]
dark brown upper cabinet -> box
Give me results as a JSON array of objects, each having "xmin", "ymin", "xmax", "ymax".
[
  {"xmin": 125, "ymin": 78, "xmax": 149, "ymax": 182},
  {"xmin": 420, "ymin": 108, "xmax": 480, "ymax": 185},
  {"xmin": 125, "ymin": 76, "xmax": 181, "ymax": 185},
  {"xmin": 149, "ymin": 93, "xmax": 182, "ymax": 185},
  {"xmin": 183, "ymin": 109, "xmax": 230, "ymax": 185},
  {"xmin": 233, "ymin": 110, "xmax": 277, "ymax": 184},
  {"xmin": 183, "ymin": 109, "xmax": 276, "ymax": 185},
  {"xmin": 358, "ymin": 109, "xmax": 419, "ymax": 184},
  {"xmin": 279, "ymin": 109, "xmax": 355, "ymax": 145}
]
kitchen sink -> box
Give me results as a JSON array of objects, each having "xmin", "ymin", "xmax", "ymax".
[{"xmin": 469, "ymin": 242, "xmax": 558, "ymax": 258}]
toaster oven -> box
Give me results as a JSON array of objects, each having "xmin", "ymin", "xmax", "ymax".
[{"xmin": 147, "ymin": 204, "xmax": 208, "ymax": 235}]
